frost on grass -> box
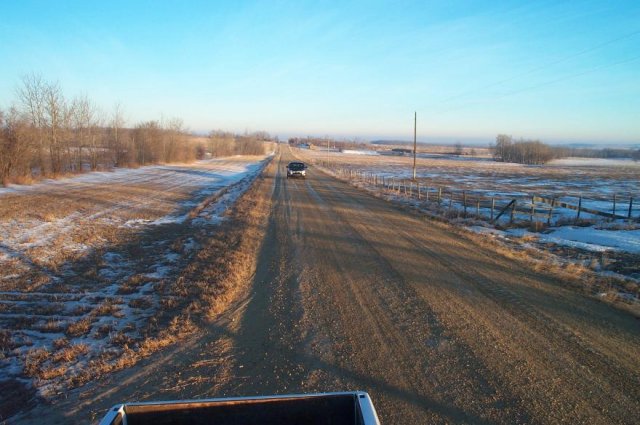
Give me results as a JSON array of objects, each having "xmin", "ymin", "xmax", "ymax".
[{"xmin": 0, "ymin": 155, "xmax": 270, "ymax": 397}]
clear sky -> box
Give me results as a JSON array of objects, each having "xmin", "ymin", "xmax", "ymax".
[{"xmin": 1, "ymin": 0, "xmax": 638, "ymax": 144}]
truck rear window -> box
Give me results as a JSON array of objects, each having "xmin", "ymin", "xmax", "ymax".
[{"xmin": 288, "ymin": 163, "xmax": 305, "ymax": 171}]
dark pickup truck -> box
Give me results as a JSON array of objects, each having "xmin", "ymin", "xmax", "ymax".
[
  {"xmin": 286, "ymin": 161, "xmax": 307, "ymax": 178},
  {"xmin": 99, "ymin": 391, "xmax": 380, "ymax": 425}
]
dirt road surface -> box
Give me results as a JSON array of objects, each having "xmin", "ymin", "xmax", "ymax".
[{"xmin": 14, "ymin": 147, "xmax": 640, "ymax": 424}]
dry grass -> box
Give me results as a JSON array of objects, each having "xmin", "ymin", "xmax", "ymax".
[
  {"xmin": 38, "ymin": 319, "xmax": 67, "ymax": 333},
  {"xmin": 69, "ymin": 304, "xmax": 92, "ymax": 316},
  {"xmin": 24, "ymin": 348, "xmax": 50, "ymax": 377},
  {"xmin": 0, "ymin": 330, "xmax": 14, "ymax": 352},
  {"xmin": 110, "ymin": 332, "xmax": 135, "ymax": 348},
  {"xmin": 65, "ymin": 317, "xmax": 93, "ymax": 337},
  {"xmin": 94, "ymin": 324, "xmax": 113, "ymax": 339},
  {"xmin": 160, "ymin": 297, "xmax": 178, "ymax": 310},
  {"xmin": 0, "ymin": 154, "xmax": 274, "ymax": 396},
  {"xmin": 39, "ymin": 211, "xmax": 58, "ymax": 222},
  {"xmin": 181, "ymin": 159, "xmax": 275, "ymax": 320},
  {"xmin": 92, "ymin": 299, "xmax": 122, "ymax": 317},
  {"xmin": 117, "ymin": 274, "xmax": 149, "ymax": 295},
  {"xmin": 52, "ymin": 343, "xmax": 89, "ymax": 363},
  {"xmin": 129, "ymin": 297, "xmax": 152, "ymax": 309},
  {"xmin": 448, "ymin": 221, "xmax": 640, "ymax": 313},
  {"xmin": 10, "ymin": 174, "xmax": 36, "ymax": 185},
  {"xmin": 65, "ymin": 156, "xmax": 276, "ymax": 385},
  {"xmin": 52, "ymin": 338, "xmax": 69, "ymax": 350}
]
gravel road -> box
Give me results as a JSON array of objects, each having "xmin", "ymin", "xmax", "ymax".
[{"xmin": 15, "ymin": 147, "xmax": 640, "ymax": 424}]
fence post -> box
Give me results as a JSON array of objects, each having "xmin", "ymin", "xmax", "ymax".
[
  {"xmin": 417, "ymin": 183, "xmax": 421, "ymax": 199},
  {"xmin": 576, "ymin": 196, "xmax": 582, "ymax": 222},
  {"xmin": 426, "ymin": 187, "xmax": 429, "ymax": 202},
  {"xmin": 547, "ymin": 198, "xmax": 555, "ymax": 225},
  {"xmin": 463, "ymin": 191, "xmax": 467, "ymax": 217},
  {"xmin": 438, "ymin": 187, "xmax": 442, "ymax": 203},
  {"xmin": 530, "ymin": 196, "xmax": 535, "ymax": 223},
  {"xmin": 629, "ymin": 197, "xmax": 634, "ymax": 219},
  {"xmin": 491, "ymin": 197, "xmax": 495, "ymax": 221},
  {"xmin": 510, "ymin": 200, "xmax": 517, "ymax": 223}
]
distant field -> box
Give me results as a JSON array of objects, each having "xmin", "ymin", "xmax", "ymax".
[
  {"xmin": 299, "ymin": 148, "xmax": 639, "ymax": 218},
  {"xmin": 0, "ymin": 155, "xmax": 269, "ymax": 396}
]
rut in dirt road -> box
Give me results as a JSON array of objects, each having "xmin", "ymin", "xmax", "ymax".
[{"xmin": 211, "ymin": 148, "xmax": 640, "ymax": 424}]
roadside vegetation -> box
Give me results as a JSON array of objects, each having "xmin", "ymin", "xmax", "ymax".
[{"xmin": 0, "ymin": 74, "xmax": 274, "ymax": 186}]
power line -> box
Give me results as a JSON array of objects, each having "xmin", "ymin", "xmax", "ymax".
[
  {"xmin": 492, "ymin": 54, "xmax": 640, "ymax": 101},
  {"xmin": 433, "ymin": 29, "xmax": 640, "ymax": 107},
  {"xmin": 432, "ymin": 54, "xmax": 640, "ymax": 116}
]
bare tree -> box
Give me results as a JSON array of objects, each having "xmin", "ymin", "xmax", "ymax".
[
  {"xmin": 133, "ymin": 120, "xmax": 162, "ymax": 165},
  {"xmin": 208, "ymin": 130, "xmax": 236, "ymax": 157},
  {"xmin": 109, "ymin": 103, "xmax": 127, "ymax": 167},
  {"xmin": 493, "ymin": 134, "xmax": 554, "ymax": 165},
  {"xmin": 7, "ymin": 74, "xmax": 268, "ymax": 182},
  {"xmin": 42, "ymin": 80, "xmax": 67, "ymax": 174},
  {"xmin": 164, "ymin": 117, "xmax": 185, "ymax": 162},
  {"xmin": 454, "ymin": 142, "xmax": 463, "ymax": 156},
  {"xmin": 16, "ymin": 74, "xmax": 47, "ymax": 175},
  {"xmin": 0, "ymin": 107, "xmax": 33, "ymax": 185}
]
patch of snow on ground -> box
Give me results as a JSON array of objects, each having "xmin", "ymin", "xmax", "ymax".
[
  {"xmin": 341, "ymin": 150, "xmax": 380, "ymax": 155},
  {"xmin": 550, "ymin": 158, "xmax": 640, "ymax": 167},
  {"xmin": 537, "ymin": 226, "xmax": 640, "ymax": 254}
]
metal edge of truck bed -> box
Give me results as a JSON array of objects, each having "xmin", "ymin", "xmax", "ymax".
[{"xmin": 98, "ymin": 391, "xmax": 381, "ymax": 425}]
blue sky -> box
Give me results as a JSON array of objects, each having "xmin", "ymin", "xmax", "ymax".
[{"xmin": 1, "ymin": 0, "xmax": 638, "ymax": 144}]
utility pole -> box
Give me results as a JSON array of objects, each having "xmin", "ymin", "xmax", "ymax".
[
  {"xmin": 327, "ymin": 139, "xmax": 329, "ymax": 165},
  {"xmin": 412, "ymin": 111, "xmax": 417, "ymax": 181}
]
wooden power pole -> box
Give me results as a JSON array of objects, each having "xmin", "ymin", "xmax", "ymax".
[{"xmin": 412, "ymin": 111, "xmax": 417, "ymax": 181}]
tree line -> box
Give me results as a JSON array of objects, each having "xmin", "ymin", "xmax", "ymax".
[
  {"xmin": 0, "ymin": 75, "xmax": 197, "ymax": 185},
  {"xmin": 492, "ymin": 134, "xmax": 555, "ymax": 165},
  {"xmin": 492, "ymin": 134, "xmax": 640, "ymax": 165},
  {"xmin": 553, "ymin": 146, "xmax": 640, "ymax": 161},
  {"xmin": 288, "ymin": 136, "xmax": 369, "ymax": 151},
  {"xmin": 0, "ymin": 75, "xmax": 270, "ymax": 186},
  {"xmin": 205, "ymin": 130, "xmax": 269, "ymax": 157}
]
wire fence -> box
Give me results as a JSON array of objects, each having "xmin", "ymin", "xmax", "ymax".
[{"xmin": 317, "ymin": 161, "xmax": 638, "ymax": 226}]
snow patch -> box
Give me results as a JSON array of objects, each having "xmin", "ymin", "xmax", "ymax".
[{"xmin": 538, "ymin": 226, "xmax": 640, "ymax": 254}]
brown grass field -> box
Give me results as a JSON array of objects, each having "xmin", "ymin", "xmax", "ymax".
[{"xmin": 0, "ymin": 154, "xmax": 273, "ymax": 409}]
